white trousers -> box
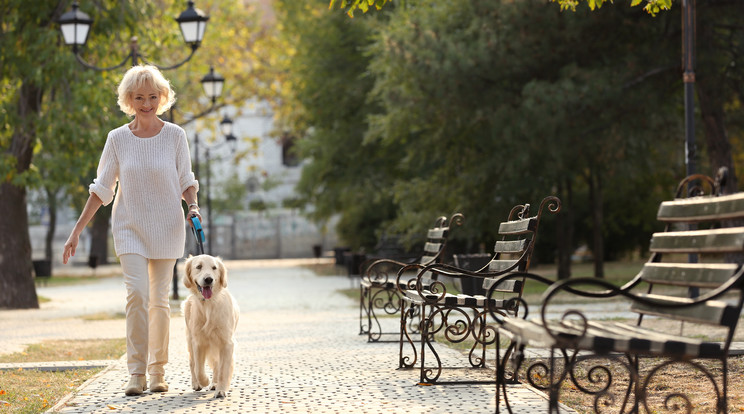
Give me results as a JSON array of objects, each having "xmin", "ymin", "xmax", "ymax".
[{"xmin": 119, "ymin": 254, "xmax": 176, "ymax": 376}]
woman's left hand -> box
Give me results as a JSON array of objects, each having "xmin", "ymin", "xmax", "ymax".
[{"xmin": 187, "ymin": 207, "xmax": 201, "ymax": 227}]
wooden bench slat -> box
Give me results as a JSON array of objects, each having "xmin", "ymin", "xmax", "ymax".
[
  {"xmin": 427, "ymin": 228, "xmax": 448, "ymax": 239},
  {"xmin": 406, "ymin": 290, "xmax": 519, "ymax": 310},
  {"xmin": 493, "ymin": 239, "xmax": 528, "ymax": 254},
  {"xmin": 487, "ymin": 259, "xmax": 524, "ymax": 273},
  {"xmin": 500, "ymin": 318, "xmax": 722, "ymax": 358},
  {"xmin": 657, "ymin": 193, "xmax": 744, "ymax": 222},
  {"xmin": 498, "ymin": 218, "xmax": 537, "ymax": 235},
  {"xmin": 630, "ymin": 293, "xmax": 739, "ymax": 327},
  {"xmin": 482, "ymin": 277, "xmax": 522, "ymax": 293},
  {"xmin": 649, "ymin": 227, "xmax": 744, "ymax": 253},
  {"xmin": 640, "ymin": 262, "xmax": 740, "ymax": 287},
  {"xmin": 423, "ymin": 242, "xmax": 442, "ymax": 255},
  {"xmin": 420, "ymin": 255, "xmax": 438, "ymax": 264}
]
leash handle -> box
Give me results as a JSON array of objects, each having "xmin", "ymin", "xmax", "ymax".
[{"xmin": 191, "ymin": 216, "xmax": 205, "ymax": 255}]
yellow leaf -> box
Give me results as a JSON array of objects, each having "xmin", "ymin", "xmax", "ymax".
[{"xmin": 107, "ymin": 404, "xmax": 122, "ymax": 410}]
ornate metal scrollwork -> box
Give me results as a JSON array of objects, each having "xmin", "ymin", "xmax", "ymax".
[
  {"xmin": 641, "ymin": 359, "xmax": 722, "ymax": 414},
  {"xmin": 552, "ymin": 354, "xmax": 637, "ymax": 414}
]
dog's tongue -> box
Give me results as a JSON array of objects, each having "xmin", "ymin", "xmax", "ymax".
[{"xmin": 201, "ymin": 286, "xmax": 213, "ymax": 300}]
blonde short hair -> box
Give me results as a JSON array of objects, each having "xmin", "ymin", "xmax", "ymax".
[{"xmin": 117, "ymin": 65, "xmax": 176, "ymax": 117}]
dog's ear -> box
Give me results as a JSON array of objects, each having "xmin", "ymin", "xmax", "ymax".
[
  {"xmin": 217, "ymin": 257, "xmax": 228, "ymax": 288},
  {"xmin": 183, "ymin": 256, "xmax": 194, "ymax": 289}
]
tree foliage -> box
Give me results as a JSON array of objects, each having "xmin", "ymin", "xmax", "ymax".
[
  {"xmin": 279, "ymin": 0, "xmax": 743, "ymax": 277},
  {"xmin": 0, "ymin": 0, "xmax": 144, "ymax": 308},
  {"xmin": 329, "ymin": 0, "xmax": 673, "ymax": 17},
  {"xmin": 0, "ymin": 0, "xmax": 270, "ymax": 308}
]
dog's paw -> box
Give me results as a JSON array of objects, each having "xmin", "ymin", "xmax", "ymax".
[
  {"xmin": 213, "ymin": 390, "xmax": 226, "ymax": 399},
  {"xmin": 208, "ymin": 382, "xmax": 217, "ymax": 391},
  {"xmin": 192, "ymin": 383, "xmax": 202, "ymax": 391}
]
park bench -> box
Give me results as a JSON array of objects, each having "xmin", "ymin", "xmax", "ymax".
[
  {"xmin": 359, "ymin": 213, "xmax": 463, "ymax": 342},
  {"xmin": 491, "ymin": 171, "xmax": 744, "ymax": 413},
  {"xmin": 397, "ymin": 196, "xmax": 560, "ymax": 385}
]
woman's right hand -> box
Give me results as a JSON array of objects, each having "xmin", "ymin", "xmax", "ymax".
[{"xmin": 63, "ymin": 233, "xmax": 79, "ymax": 265}]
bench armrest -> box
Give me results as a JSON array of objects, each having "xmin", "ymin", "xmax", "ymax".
[
  {"xmin": 361, "ymin": 256, "xmax": 422, "ymax": 285},
  {"xmin": 534, "ymin": 268, "xmax": 744, "ymax": 345}
]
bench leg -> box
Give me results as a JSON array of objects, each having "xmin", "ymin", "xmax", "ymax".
[
  {"xmin": 419, "ymin": 302, "xmax": 431, "ymax": 383},
  {"xmin": 494, "ymin": 332, "xmax": 516, "ymax": 414},
  {"xmin": 359, "ymin": 284, "xmax": 369, "ymax": 335},
  {"xmin": 419, "ymin": 305, "xmax": 447, "ymax": 384},
  {"xmin": 469, "ymin": 312, "xmax": 491, "ymax": 368},
  {"xmin": 398, "ymin": 299, "xmax": 418, "ymax": 369},
  {"xmin": 367, "ymin": 287, "xmax": 402, "ymax": 342}
]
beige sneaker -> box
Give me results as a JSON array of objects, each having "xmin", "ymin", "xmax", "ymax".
[
  {"xmin": 124, "ymin": 375, "xmax": 147, "ymax": 396},
  {"xmin": 149, "ymin": 374, "xmax": 169, "ymax": 392}
]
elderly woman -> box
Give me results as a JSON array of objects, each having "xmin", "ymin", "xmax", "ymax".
[{"xmin": 63, "ymin": 65, "xmax": 201, "ymax": 396}]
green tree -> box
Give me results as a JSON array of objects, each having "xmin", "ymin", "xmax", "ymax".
[
  {"xmin": 275, "ymin": 0, "xmax": 397, "ymax": 250},
  {"xmin": 311, "ymin": 0, "xmax": 743, "ymax": 279},
  {"xmin": 0, "ymin": 1, "xmax": 142, "ymax": 309}
]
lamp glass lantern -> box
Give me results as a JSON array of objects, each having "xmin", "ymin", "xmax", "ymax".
[
  {"xmin": 201, "ymin": 67, "xmax": 225, "ymax": 103},
  {"xmin": 220, "ymin": 115, "xmax": 234, "ymax": 137},
  {"xmin": 58, "ymin": 2, "xmax": 93, "ymax": 47},
  {"xmin": 176, "ymin": 1, "xmax": 210, "ymax": 45}
]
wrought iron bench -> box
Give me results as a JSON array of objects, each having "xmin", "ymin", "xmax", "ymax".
[
  {"xmin": 491, "ymin": 171, "xmax": 744, "ymax": 413},
  {"xmin": 397, "ymin": 196, "xmax": 560, "ymax": 385},
  {"xmin": 359, "ymin": 213, "xmax": 463, "ymax": 342}
]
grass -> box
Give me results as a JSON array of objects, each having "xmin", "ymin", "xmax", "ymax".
[
  {"xmin": 80, "ymin": 312, "xmax": 127, "ymax": 321},
  {"xmin": 0, "ymin": 369, "xmax": 101, "ymax": 413},
  {"xmin": 0, "ymin": 339, "xmax": 126, "ymax": 413},
  {"xmin": 0, "ymin": 339, "xmax": 126, "ymax": 363},
  {"xmin": 302, "ymin": 263, "xmax": 347, "ymax": 277},
  {"xmin": 38, "ymin": 275, "xmax": 114, "ymax": 287}
]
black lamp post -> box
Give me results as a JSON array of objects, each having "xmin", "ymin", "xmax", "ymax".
[
  {"xmin": 682, "ymin": 0, "xmax": 699, "ymax": 298},
  {"xmin": 58, "ymin": 1, "xmax": 209, "ymax": 71},
  {"xmin": 682, "ymin": 0, "xmax": 696, "ymax": 179},
  {"xmin": 168, "ymin": 68, "xmax": 224, "ymax": 300},
  {"xmin": 201, "ymin": 117, "xmax": 237, "ymax": 255}
]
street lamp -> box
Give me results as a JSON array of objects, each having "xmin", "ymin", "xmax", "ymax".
[
  {"xmin": 200, "ymin": 115, "xmax": 237, "ymax": 255},
  {"xmin": 220, "ymin": 114, "xmax": 234, "ymax": 136},
  {"xmin": 58, "ymin": 1, "xmax": 209, "ymax": 71},
  {"xmin": 167, "ymin": 67, "xmax": 225, "ymax": 300},
  {"xmin": 201, "ymin": 67, "xmax": 225, "ymax": 104}
]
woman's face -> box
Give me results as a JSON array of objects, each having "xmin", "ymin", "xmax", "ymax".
[{"xmin": 130, "ymin": 84, "xmax": 161, "ymax": 118}]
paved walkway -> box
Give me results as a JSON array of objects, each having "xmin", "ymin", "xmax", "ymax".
[{"xmin": 3, "ymin": 259, "xmax": 574, "ymax": 413}]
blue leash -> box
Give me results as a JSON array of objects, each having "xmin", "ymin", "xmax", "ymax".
[{"xmin": 191, "ymin": 216, "xmax": 205, "ymax": 255}]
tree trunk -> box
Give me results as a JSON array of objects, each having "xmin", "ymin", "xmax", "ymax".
[
  {"xmin": 89, "ymin": 205, "xmax": 111, "ymax": 266},
  {"xmin": 556, "ymin": 178, "xmax": 573, "ymax": 280},
  {"xmin": 588, "ymin": 167, "xmax": 605, "ymax": 279},
  {"xmin": 0, "ymin": 82, "xmax": 41, "ymax": 309},
  {"xmin": 44, "ymin": 187, "xmax": 58, "ymax": 265}
]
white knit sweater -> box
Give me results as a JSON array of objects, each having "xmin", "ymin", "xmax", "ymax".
[{"xmin": 89, "ymin": 122, "xmax": 199, "ymax": 259}]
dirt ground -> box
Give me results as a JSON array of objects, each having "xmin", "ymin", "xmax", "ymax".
[{"xmin": 520, "ymin": 316, "xmax": 744, "ymax": 413}]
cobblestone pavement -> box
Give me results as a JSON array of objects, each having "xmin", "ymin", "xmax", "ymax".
[{"xmin": 3, "ymin": 259, "xmax": 575, "ymax": 413}]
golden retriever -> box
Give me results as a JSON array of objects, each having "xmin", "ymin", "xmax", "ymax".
[{"xmin": 182, "ymin": 255, "xmax": 240, "ymax": 398}]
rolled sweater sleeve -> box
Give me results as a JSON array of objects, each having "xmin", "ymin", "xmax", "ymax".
[
  {"xmin": 176, "ymin": 127, "xmax": 199, "ymax": 194},
  {"xmin": 89, "ymin": 133, "xmax": 118, "ymax": 206}
]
